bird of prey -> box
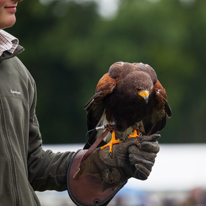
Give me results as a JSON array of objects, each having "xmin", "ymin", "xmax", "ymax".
[{"xmin": 84, "ymin": 61, "xmax": 171, "ymax": 154}]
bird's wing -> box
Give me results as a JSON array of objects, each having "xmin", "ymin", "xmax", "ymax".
[
  {"xmin": 154, "ymin": 80, "xmax": 172, "ymax": 118},
  {"xmin": 84, "ymin": 73, "xmax": 116, "ymax": 149},
  {"xmin": 84, "ymin": 73, "xmax": 116, "ymax": 111},
  {"xmin": 143, "ymin": 80, "xmax": 172, "ymax": 135}
]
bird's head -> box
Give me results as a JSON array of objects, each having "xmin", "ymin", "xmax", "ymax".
[
  {"xmin": 117, "ymin": 70, "xmax": 154, "ymax": 103},
  {"xmin": 135, "ymin": 88, "xmax": 151, "ymax": 103},
  {"xmin": 132, "ymin": 72, "xmax": 154, "ymax": 104}
]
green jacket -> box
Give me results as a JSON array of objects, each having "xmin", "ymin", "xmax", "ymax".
[{"xmin": 0, "ymin": 46, "xmax": 74, "ymax": 206}]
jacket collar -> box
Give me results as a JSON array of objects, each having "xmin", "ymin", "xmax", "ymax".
[{"xmin": 0, "ymin": 45, "xmax": 24, "ymax": 62}]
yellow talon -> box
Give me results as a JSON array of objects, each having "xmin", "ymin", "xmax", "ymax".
[
  {"xmin": 127, "ymin": 129, "xmax": 140, "ymax": 138},
  {"xmin": 101, "ymin": 131, "xmax": 122, "ymax": 154}
]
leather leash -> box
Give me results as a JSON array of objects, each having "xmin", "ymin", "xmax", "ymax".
[{"xmin": 73, "ymin": 128, "xmax": 109, "ymax": 178}]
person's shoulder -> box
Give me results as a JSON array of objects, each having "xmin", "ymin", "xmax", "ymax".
[{"xmin": 8, "ymin": 52, "xmax": 35, "ymax": 86}]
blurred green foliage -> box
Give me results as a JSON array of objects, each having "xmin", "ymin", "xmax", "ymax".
[{"xmin": 7, "ymin": 0, "xmax": 206, "ymax": 144}]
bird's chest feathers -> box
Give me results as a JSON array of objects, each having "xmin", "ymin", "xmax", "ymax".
[
  {"xmin": 111, "ymin": 87, "xmax": 146, "ymax": 113},
  {"xmin": 103, "ymin": 90, "xmax": 147, "ymax": 129}
]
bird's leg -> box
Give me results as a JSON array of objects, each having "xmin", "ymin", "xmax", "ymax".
[
  {"xmin": 127, "ymin": 129, "xmax": 139, "ymax": 138},
  {"xmin": 127, "ymin": 124, "xmax": 142, "ymax": 141},
  {"xmin": 100, "ymin": 127, "xmax": 122, "ymax": 156}
]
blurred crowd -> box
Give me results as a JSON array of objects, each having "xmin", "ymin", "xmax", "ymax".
[
  {"xmin": 36, "ymin": 187, "xmax": 206, "ymax": 206},
  {"xmin": 110, "ymin": 188, "xmax": 206, "ymax": 206},
  {"xmin": 163, "ymin": 188, "xmax": 206, "ymax": 206}
]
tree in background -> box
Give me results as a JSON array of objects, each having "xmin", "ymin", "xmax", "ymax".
[{"xmin": 7, "ymin": 0, "xmax": 206, "ymax": 143}]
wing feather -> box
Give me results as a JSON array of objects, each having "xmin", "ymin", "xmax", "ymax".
[
  {"xmin": 84, "ymin": 73, "xmax": 116, "ymax": 111},
  {"xmin": 143, "ymin": 79, "xmax": 172, "ymax": 135},
  {"xmin": 154, "ymin": 80, "xmax": 172, "ymax": 118},
  {"xmin": 84, "ymin": 73, "xmax": 116, "ymax": 148}
]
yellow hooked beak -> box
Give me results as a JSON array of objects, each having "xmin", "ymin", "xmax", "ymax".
[{"xmin": 138, "ymin": 90, "xmax": 149, "ymax": 103}]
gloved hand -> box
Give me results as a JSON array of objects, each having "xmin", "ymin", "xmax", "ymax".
[{"xmin": 67, "ymin": 134, "xmax": 160, "ymax": 206}]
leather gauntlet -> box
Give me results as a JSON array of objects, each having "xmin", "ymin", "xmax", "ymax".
[{"xmin": 67, "ymin": 134, "xmax": 160, "ymax": 206}]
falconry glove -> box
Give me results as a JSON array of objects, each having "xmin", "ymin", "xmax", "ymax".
[{"xmin": 67, "ymin": 134, "xmax": 160, "ymax": 206}]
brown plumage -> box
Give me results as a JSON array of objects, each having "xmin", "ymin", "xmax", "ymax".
[{"xmin": 84, "ymin": 61, "xmax": 171, "ymax": 150}]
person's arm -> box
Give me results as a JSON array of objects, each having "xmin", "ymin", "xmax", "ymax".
[{"xmin": 27, "ymin": 81, "xmax": 74, "ymax": 191}]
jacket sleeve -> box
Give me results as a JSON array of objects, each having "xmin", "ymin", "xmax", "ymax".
[{"xmin": 27, "ymin": 80, "xmax": 74, "ymax": 192}]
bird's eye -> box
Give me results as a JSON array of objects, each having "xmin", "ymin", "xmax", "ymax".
[{"xmin": 135, "ymin": 88, "xmax": 141, "ymax": 92}]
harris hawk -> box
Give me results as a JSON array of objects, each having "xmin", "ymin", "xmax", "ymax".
[{"xmin": 84, "ymin": 61, "xmax": 171, "ymax": 154}]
